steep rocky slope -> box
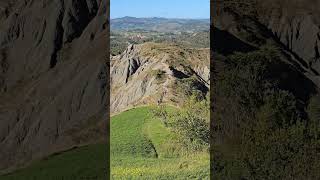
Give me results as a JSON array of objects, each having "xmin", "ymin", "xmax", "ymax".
[
  {"xmin": 213, "ymin": 0, "xmax": 320, "ymax": 89},
  {"xmin": 111, "ymin": 42, "xmax": 209, "ymax": 113},
  {"xmin": 256, "ymin": 0, "xmax": 320, "ymax": 78},
  {"xmin": 0, "ymin": 0, "xmax": 108, "ymax": 173}
]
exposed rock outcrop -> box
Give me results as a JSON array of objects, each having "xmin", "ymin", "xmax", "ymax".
[
  {"xmin": 111, "ymin": 43, "xmax": 209, "ymax": 113},
  {"xmin": 256, "ymin": 0, "xmax": 320, "ymax": 73},
  {"xmin": 214, "ymin": 0, "xmax": 320, "ymax": 89},
  {"xmin": 0, "ymin": 0, "xmax": 108, "ymax": 173}
]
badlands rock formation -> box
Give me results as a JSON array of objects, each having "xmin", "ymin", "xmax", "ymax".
[
  {"xmin": 0, "ymin": 0, "xmax": 108, "ymax": 172},
  {"xmin": 213, "ymin": 0, "xmax": 320, "ymax": 89},
  {"xmin": 111, "ymin": 42, "xmax": 210, "ymax": 113}
]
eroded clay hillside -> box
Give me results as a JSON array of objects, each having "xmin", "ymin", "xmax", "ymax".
[
  {"xmin": 214, "ymin": 0, "xmax": 320, "ymax": 88},
  {"xmin": 111, "ymin": 42, "xmax": 210, "ymax": 113},
  {"xmin": 0, "ymin": 0, "xmax": 108, "ymax": 172}
]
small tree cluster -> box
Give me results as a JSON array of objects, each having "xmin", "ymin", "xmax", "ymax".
[
  {"xmin": 152, "ymin": 94, "xmax": 210, "ymax": 151},
  {"xmin": 212, "ymin": 47, "xmax": 320, "ymax": 179}
]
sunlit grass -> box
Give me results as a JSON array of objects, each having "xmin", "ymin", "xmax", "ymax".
[{"xmin": 111, "ymin": 106, "xmax": 209, "ymax": 179}]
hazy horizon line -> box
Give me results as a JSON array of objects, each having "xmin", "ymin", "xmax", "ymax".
[{"xmin": 110, "ymin": 16, "xmax": 210, "ymax": 20}]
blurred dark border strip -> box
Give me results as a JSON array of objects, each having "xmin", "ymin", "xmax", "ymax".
[
  {"xmin": 210, "ymin": 0, "xmax": 221, "ymax": 179},
  {"xmin": 106, "ymin": 0, "xmax": 110, "ymax": 179}
]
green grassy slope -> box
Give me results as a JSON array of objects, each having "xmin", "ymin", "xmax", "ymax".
[
  {"xmin": 111, "ymin": 106, "xmax": 209, "ymax": 179},
  {"xmin": 0, "ymin": 144, "xmax": 107, "ymax": 180},
  {"xmin": 111, "ymin": 107, "xmax": 157, "ymax": 158},
  {"xmin": 0, "ymin": 106, "xmax": 209, "ymax": 180}
]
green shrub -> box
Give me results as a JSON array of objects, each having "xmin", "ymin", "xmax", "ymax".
[
  {"xmin": 150, "ymin": 105, "xmax": 169, "ymax": 126},
  {"xmin": 307, "ymin": 95, "xmax": 320, "ymax": 139},
  {"xmin": 151, "ymin": 69, "xmax": 166, "ymax": 80},
  {"xmin": 170, "ymin": 95, "xmax": 209, "ymax": 146},
  {"xmin": 152, "ymin": 95, "xmax": 209, "ymax": 151},
  {"xmin": 212, "ymin": 47, "xmax": 320, "ymax": 179},
  {"xmin": 175, "ymin": 75, "xmax": 207, "ymax": 99}
]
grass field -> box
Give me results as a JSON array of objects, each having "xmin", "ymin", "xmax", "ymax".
[
  {"xmin": 0, "ymin": 144, "xmax": 108, "ymax": 180},
  {"xmin": 0, "ymin": 106, "xmax": 209, "ymax": 180},
  {"xmin": 111, "ymin": 106, "xmax": 209, "ymax": 179}
]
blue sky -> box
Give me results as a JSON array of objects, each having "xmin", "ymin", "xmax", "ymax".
[{"xmin": 111, "ymin": 0, "xmax": 210, "ymax": 19}]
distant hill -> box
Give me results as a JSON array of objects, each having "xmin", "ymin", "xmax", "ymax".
[
  {"xmin": 111, "ymin": 16, "xmax": 210, "ymax": 32},
  {"xmin": 110, "ymin": 30, "xmax": 210, "ymax": 55}
]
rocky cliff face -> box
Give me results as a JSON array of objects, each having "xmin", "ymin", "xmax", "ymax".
[
  {"xmin": 256, "ymin": 0, "xmax": 320, "ymax": 73},
  {"xmin": 214, "ymin": 0, "xmax": 320, "ymax": 89},
  {"xmin": 0, "ymin": 0, "xmax": 108, "ymax": 172},
  {"xmin": 111, "ymin": 43, "xmax": 209, "ymax": 113}
]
